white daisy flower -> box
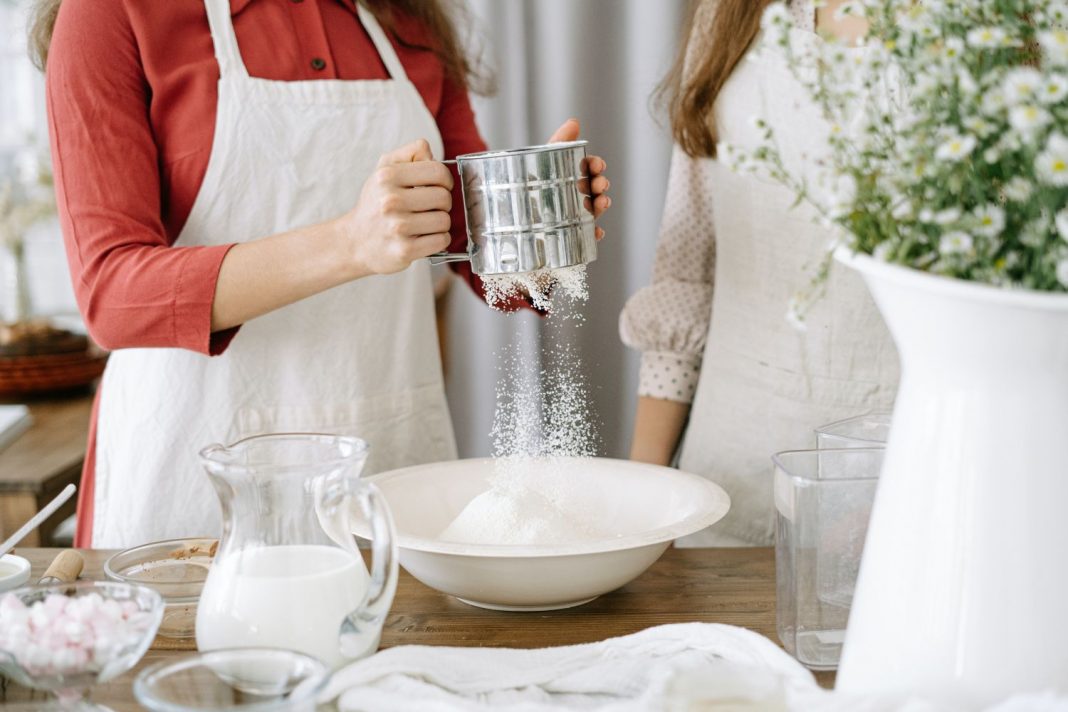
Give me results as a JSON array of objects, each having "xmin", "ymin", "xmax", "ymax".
[
  {"xmin": 891, "ymin": 200, "xmax": 914, "ymax": 221},
  {"xmin": 1039, "ymin": 75, "xmax": 1068, "ymax": 105},
  {"xmin": 1056, "ymin": 209, "xmax": 1068, "ymax": 242},
  {"xmin": 935, "ymin": 208, "xmax": 962, "ymax": 226},
  {"xmin": 966, "ymin": 27, "xmax": 1006, "ymax": 49},
  {"xmin": 942, "ymin": 38, "xmax": 965, "ymax": 60},
  {"xmin": 939, "ymin": 231, "xmax": 974, "ymax": 255},
  {"xmin": 1040, "ymin": 30, "xmax": 1068, "ymax": 66},
  {"xmin": 1004, "ymin": 177, "xmax": 1033, "ymax": 203},
  {"xmin": 935, "ymin": 134, "xmax": 977, "ymax": 161},
  {"xmin": 981, "ymin": 90, "xmax": 1007, "ymax": 116},
  {"xmin": 1036, "ymin": 134, "xmax": 1068, "ymax": 186},
  {"xmin": 957, "ymin": 70, "xmax": 979, "ymax": 96},
  {"xmin": 1003, "ymin": 68, "xmax": 1043, "ymax": 104},
  {"xmin": 963, "ymin": 116, "xmax": 991, "ymax": 136},
  {"xmin": 1009, "ymin": 105, "xmax": 1052, "ymax": 134},
  {"xmin": 873, "ymin": 242, "xmax": 894, "ymax": 262},
  {"xmin": 973, "ymin": 205, "xmax": 1005, "ymax": 238}
]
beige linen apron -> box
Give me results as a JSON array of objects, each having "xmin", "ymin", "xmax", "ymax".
[
  {"xmin": 92, "ymin": 0, "xmax": 456, "ymax": 547},
  {"xmin": 677, "ymin": 31, "xmax": 899, "ymax": 546}
]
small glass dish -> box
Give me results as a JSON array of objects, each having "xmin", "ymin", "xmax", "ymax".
[
  {"xmin": 134, "ymin": 648, "xmax": 329, "ymax": 711},
  {"xmin": 0, "ymin": 581, "xmax": 163, "ymax": 709},
  {"xmin": 105, "ymin": 538, "xmax": 216, "ymax": 639}
]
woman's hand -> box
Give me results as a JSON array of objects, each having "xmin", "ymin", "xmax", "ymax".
[
  {"xmin": 335, "ymin": 139, "xmax": 455, "ymax": 276},
  {"xmin": 547, "ymin": 118, "xmax": 611, "ymax": 240}
]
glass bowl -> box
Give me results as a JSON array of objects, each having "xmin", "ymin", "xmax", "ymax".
[
  {"xmin": 0, "ymin": 581, "xmax": 163, "ymax": 708},
  {"xmin": 105, "ymin": 538, "xmax": 216, "ymax": 639},
  {"xmin": 134, "ymin": 648, "xmax": 329, "ymax": 711}
]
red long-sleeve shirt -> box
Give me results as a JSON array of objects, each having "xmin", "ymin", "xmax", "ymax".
[{"xmin": 46, "ymin": 0, "xmax": 504, "ymax": 545}]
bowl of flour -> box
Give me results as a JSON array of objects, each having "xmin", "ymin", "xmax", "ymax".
[{"xmin": 354, "ymin": 456, "xmax": 730, "ymax": 611}]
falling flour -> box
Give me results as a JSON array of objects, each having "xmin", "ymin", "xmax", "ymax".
[
  {"xmin": 438, "ymin": 303, "xmax": 607, "ymax": 547},
  {"xmin": 482, "ymin": 264, "xmax": 589, "ymax": 313}
]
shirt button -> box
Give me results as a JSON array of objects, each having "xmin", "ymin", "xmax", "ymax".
[{"xmin": 310, "ymin": 58, "xmax": 327, "ymax": 71}]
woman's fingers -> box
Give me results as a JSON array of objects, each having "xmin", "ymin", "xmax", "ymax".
[
  {"xmin": 547, "ymin": 118, "xmax": 581, "ymax": 144},
  {"xmin": 385, "ymin": 161, "xmax": 454, "ymax": 190},
  {"xmin": 591, "ymin": 175, "xmax": 609, "ymax": 195},
  {"xmin": 378, "ymin": 138, "xmax": 434, "ymax": 167},
  {"xmin": 584, "ymin": 194, "xmax": 611, "ymax": 218},
  {"xmin": 402, "ymin": 210, "xmax": 451, "ymax": 237},
  {"xmin": 403, "ymin": 186, "xmax": 452, "ymax": 213},
  {"xmin": 406, "ymin": 232, "xmax": 452, "ymax": 259}
]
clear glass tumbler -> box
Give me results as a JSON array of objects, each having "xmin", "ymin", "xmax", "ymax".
[{"xmin": 773, "ymin": 447, "xmax": 884, "ymax": 670}]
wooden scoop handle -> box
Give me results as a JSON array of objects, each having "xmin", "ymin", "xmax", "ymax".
[{"xmin": 39, "ymin": 550, "xmax": 84, "ymax": 584}]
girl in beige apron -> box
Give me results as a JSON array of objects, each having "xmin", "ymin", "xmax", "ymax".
[{"xmin": 93, "ymin": 0, "xmax": 456, "ymax": 547}]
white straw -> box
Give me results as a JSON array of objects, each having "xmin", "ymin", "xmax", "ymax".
[{"xmin": 0, "ymin": 483, "xmax": 76, "ymax": 558}]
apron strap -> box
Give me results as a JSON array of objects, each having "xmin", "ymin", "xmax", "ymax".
[
  {"xmin": 203, "ymin": 0, "xmax": 251, "ymax": 79},
  {"xmin": 355, "ymin": 2, "xmax": 411, "ymax": 83}
]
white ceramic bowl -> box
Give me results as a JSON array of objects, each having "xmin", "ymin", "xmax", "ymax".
[
  {"xmin": 362, "ymin": 457, "xmax": 730, "ymax": 611},
  {"xmin": 0, "ymin": 554, "xmax": 31, "ymax": 592}
]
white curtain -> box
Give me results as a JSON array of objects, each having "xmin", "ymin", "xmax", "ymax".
[
  {"xmin": 444, "ymin": 0, "xmax": 686, "ymax": 458},
  {"xmin": 1, "ymin": 1, "xmax": 75, "ymax": 320}
]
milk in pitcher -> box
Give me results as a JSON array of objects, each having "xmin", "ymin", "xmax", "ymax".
[{"xmin": 196, "ymin": 544, "xmax": 368, "ymax": 668}]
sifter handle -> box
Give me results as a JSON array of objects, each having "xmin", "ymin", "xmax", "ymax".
[{"xmin": 39, "ymin": 550, "xmax": 84, "ymax": 584}]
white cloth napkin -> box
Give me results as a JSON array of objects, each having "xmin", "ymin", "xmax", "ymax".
[{"xmin": 321, "ymin": 623, "xmax": 1068, "ymax": 712}]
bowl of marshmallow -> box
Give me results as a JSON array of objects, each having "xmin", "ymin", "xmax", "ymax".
[
  {"xmin": 0, "ymin": 581, "xmax": 163, "ymax": 706},
  {"xmin": 359, "ymin": 457, "xmax": 730, "ymax": 611}
]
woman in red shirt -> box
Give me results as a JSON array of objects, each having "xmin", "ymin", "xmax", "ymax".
[{"xmin": 31, "ymin": 0, "xmax": 610, "ymax": 547}]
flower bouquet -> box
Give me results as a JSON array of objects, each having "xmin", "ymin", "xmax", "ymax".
[{"xmin": 728, "ymin": 0, "xmax": 1068, "ymax": 703}]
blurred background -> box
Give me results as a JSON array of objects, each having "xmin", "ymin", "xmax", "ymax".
[{"xmin": 0, "ymin": 0, "xmax": 686, "ymax": 466}]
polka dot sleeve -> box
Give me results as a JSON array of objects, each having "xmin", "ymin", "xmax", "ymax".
[{"xmin": 620, "ymin": 144, "xmax": 716, "ymax": 405}]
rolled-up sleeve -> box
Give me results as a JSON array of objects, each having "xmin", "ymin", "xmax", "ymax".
[
  {"xmin": 620, "ymin": 145, "xmax": 716, "ymax": 403},
  {"xmin": 47, "ymin": 0, "xmax": 237, "ymax": 355}
]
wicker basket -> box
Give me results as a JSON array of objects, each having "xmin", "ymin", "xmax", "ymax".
[{"xmin": 0, "ymin": 348, "xmax": 107, "ymax": 397}]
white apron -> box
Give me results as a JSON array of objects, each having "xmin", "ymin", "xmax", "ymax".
[
  {"xmin": 92, "ymin": 0, "xmax": 456, "ymax": 547},
  {"xmin": 676, "ymin": 31, "xmax": 900, "ymax": 547}
]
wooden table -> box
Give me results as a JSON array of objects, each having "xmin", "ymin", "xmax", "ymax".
[
  {"xmin": 0, "ymin": 394, "xmax": 93, "ymax": 547},
  {"xmin": 4, "ymin": 548, "xmax": 835, "ymax": 709}
]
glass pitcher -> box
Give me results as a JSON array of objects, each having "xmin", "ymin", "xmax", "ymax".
[{"xmin": 195, "ymin": 434, "xmax": 397, "ymax": 669}]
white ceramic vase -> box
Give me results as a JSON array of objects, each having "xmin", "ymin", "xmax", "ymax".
[{"xmin": 836, "ymin": 250, "xmax": 1068, "ymax": 706}]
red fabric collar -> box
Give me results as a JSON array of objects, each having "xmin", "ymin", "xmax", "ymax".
[{"xmin": 230, "ymin": 0, "xmax": 356, "ymax": 15}]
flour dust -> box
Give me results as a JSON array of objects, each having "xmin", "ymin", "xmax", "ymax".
[
  {"xmin": 438, "ymin": 279, "xmax": 607, "ymax": 546},
  {"xmin": 481, "ymin": 264, "xmax": 589, "ymax": 314}
]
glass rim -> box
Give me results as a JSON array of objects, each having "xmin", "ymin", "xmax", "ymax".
[
  {"xmin": 5, "ymin": 579, "xmax": 164, "ymax": 609},
  {"xmin": 815, "ymin": 411, "xmax": 893, "ymax": 444},
  {"xmin": 103, "ymin": 537, "xmax": 216, "ymax": 599},
  {"xmin": 772, "ymin": 446, "xmax": 886, "ymax": 484},
  {"xmin": 133, "ymin": 647, "xmax": 330, "ymax": 712},
  {"xmin": 198, "ymin": 433, "xmax": 369, "ymax": 476}
]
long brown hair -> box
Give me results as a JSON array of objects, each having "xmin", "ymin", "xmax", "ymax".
[
  {"xmin": 660, "ymin": 0, "xmax": 776, "ymax": 158},
  {"xmin": 28, "ymin": 0, "xmax": 493, "ymax": 94}
]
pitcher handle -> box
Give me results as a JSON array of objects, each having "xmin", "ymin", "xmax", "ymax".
[
  {"xmin": 351, "ymin": 482, "xmax": 399, "ymax": 633},
  {"xmin": 317, "ymin": 478, "xmax": 399, "ymax": 660}
]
